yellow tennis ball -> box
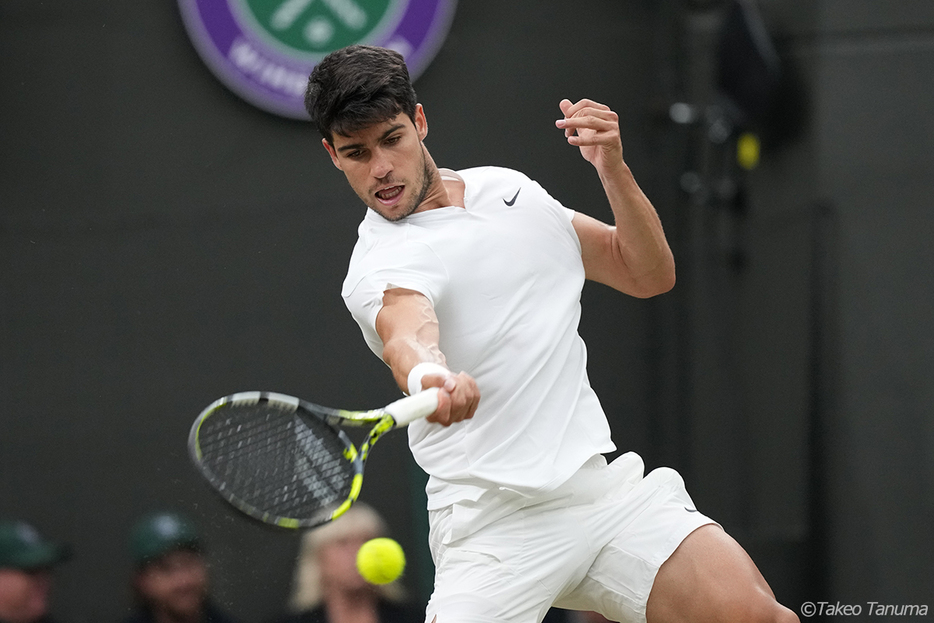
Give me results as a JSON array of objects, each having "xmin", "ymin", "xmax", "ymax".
[
  {"xmin": 737, "ymin": 132, "xmax": 761, "ymax": 170},
  {"xmin": 356, "ymin": 538, "xmax": 406, "ymax": 585}
]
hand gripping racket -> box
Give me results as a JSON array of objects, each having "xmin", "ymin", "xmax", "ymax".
[{"xmin": 188, "ymin": 388, "xmax": 439, "ymax": 529}]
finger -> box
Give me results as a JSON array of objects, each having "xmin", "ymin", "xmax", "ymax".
[
  {"xmin": 557, "ymin": 110, "xmax": 618, "ymax": 139},
  {"xmin": 559, "ymin": 107, "xmax": 619, "ymax": 128},
  {"xmin": 454, "ymin": 374, "xmax": 480, "ymax": 420},
  {"xmin": 426, "ymin": 373, "xmax": 480, "ymax": 425},
  {"xmin": 565, "ymin": 127, "xmax": 619, "ymax": 147},
  {"xmin": 449, "ymin": 390, "xmax": 468, "ymax": 422},
  {"xmin": 558, "ymin": 101, "xmax": 611, "ymax": 135},
  {"xmin": 559, "ymin": 98, "xmax": 574, "ymax": 116},
  {"xmin": 561, "ymin": 99, "xmax": 610, "ymax": 119},
  {"xmin": 439, "ymin": 378, "xmax": 460, "ymax": 424},
  {"xmin": 562, "ymin": 113, "xmax": 618, "ymax": 135},
  {"xmin": 567, "ymin": 130, "xmax": 620, "ymax": 147},
  {"xmin": 426, "ymin": 388, "xmax": 452, "ymax": 425},
  {"xmin": 420, "ymin": 373, "xmax": 450, "ymax": 389},
  {"xmin": 558, "ymin": 99, "xmax": 575, "ymax": 137},
  {"xmin": 465, "ymin": 388, "xmax": 480, "ymax": 420}
]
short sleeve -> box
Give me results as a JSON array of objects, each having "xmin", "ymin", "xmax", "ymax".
[
  {"xmin": 524, "ymin": 178, "xmax": 581, "ymax": 254},
  {"xmin": 342, "ymin": 240, "xmax": 449, "ymax": 359}
]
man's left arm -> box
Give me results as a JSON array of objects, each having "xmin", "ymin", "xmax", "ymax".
[{"xmin": 556, "ymin": 98, "xmax": 675, "ymax": 298}]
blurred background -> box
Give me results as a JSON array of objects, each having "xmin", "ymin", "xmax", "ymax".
[{"xmin": 1, "ymin": 0, "xmax": 932, "ymax": 621}]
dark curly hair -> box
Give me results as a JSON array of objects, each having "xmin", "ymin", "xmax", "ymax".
[{"xmin": 305, "ymin": 45, "xmax": 418, "ymax": 144}]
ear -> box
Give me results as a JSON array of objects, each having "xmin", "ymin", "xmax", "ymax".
[
  {"xmin": 322, "ymin": 138, "xmax": 343, "ymax": 170},
  {"xmin": 414, "ymin": 103, "xmax": 428, "ymax": 141}
]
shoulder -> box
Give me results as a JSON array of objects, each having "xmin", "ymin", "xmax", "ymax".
[
  {"xmin": 342, "ymin": 235, "xmax": 446, "ymax": 297},
  {"xmin": 344, "ymin": 213, "xmax": 441, "ymax": 290},
  {"xmin": 459, "ymin": 166, "xmax": 559, "ymax": 206},
  {"xmin": 458, "ymin": 165, "xmax": 533, "ymax": 186}
]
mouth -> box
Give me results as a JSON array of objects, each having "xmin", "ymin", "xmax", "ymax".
[{"xmin": 374, "ymin": 185, "xmax": 404, "ymax": 206}]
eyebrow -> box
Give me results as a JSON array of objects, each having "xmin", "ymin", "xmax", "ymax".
[{"xmin": 337, "ymin": 124, "xmax": 406, "ymax": 154}]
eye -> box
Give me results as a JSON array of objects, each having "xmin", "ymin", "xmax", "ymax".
[{"xmin": 385, "ymin": 135, "xmax": 401, "ymax": 146}]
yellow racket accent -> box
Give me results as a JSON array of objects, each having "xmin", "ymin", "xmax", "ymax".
[{"xmin": 332, "ymin": 473, "xmax": 364, "ymax": 520}]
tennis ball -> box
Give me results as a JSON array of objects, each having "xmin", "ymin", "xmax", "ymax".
[
  {"xmin": 356, "ymin": 537, "xmax": 406, "ymax": 585},
  {"xmin": 737, "ymin": 132, "xmax": 761, "ymax": 170}
]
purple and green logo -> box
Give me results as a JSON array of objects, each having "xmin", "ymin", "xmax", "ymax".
[{"xmin": 178, "ymin": 0, "xmax": 457, "ymax": 119}]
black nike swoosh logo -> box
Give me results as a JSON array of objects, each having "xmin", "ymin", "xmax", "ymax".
[
  {"xmin": 685, "ymin": 507, "xmax": 698, "ymax": 513},
  {"xmin": 504, "ymin": 188, "xmax": 521, "ymax": 206}
]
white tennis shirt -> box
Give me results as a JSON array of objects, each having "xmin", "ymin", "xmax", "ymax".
[{"xmin": 342, "ymin": 166, "xmax": 615, "ymax": 509}]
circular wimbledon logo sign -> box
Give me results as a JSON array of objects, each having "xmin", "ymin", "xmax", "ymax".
[{"xmin": 179, "ymin": 0, "xmax": 456, "ymax": 119}]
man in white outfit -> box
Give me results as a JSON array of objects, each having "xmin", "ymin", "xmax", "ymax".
[{"xmin": 305, "ymin": 44, "xmax": 797, "ymax": 623}]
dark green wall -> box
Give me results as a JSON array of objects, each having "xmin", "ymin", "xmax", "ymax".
[
  {"xmin": 3, "ymin": 1, "xmax": 933, "ymax": 622},
  {"xmin": 1, "ymin": 2, "xmax": 664, "ymax": 621}
]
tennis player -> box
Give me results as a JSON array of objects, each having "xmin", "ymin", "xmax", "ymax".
[{"xmin": 305, "ymin": 45, "xmax": 797, "ymax": 623}]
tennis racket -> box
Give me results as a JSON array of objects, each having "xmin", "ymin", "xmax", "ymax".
[{"xmin": 188, "ymin": 388, "xmax": 439, "ymax": 529}]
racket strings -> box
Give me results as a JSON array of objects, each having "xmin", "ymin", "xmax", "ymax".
[{"xmin": 197, "ymin": 404, "xmax": 357, "ymax": 519}]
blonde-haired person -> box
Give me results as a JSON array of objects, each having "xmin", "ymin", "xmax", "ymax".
[{"xmin": 272, "ymin": 504, "xmax": 422, "ymax": 623}]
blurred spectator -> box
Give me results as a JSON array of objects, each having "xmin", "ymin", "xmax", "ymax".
[
  {"xmin": 0, "ymin": 520, "xmax": 70, "ymax": 623},
  {"xmin": 122, "ymin": 512, "xmax": 235, "ymax": 623},
  {"xmin": 273, "ymin": 503, "xmax": 421, "ymax": 623}
]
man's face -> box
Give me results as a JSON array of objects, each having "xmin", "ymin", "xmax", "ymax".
[
  {"xmin": 0, "ymin": 568, "xmax": 52, "ymax": 623},
  {"xmin": 136, "ymin": 550, "xmax": 208, "ymax": 620},
  {"xmin": 324, "ymin": 105, "xmax": 436, "ymax": 222}
]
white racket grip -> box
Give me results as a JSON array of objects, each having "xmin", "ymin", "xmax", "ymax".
[{"xmin": 385, "ymin": 387, "xmax": 440, "ymax": 427}]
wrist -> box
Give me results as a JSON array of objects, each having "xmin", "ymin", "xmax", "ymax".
[
  {"xmin": 407, "ymin": 362, "xmax": 451, "ymax": 396},
  {"xmin": 597, "ymin": 158, "xmax": 632, "ymax": 185}
]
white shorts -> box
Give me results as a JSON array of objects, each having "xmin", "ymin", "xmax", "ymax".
[{"xmin": 425, "ymin": 453, "xmax": 716, "ymax": 623}]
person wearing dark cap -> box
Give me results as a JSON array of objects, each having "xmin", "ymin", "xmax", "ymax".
[
  {"xmin": 122, "ymin": 512, "xmax": 236, "ymax": 623},
  {"xmin": 0, "ymin": 520, "xmax": 70, "ymax": 623}
]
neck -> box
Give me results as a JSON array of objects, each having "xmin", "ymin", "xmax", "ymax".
[
  {"xmin": 412, "ymin": 150, "xmax": 465, "ymax": 213},
  {"xmin": 323, "ymin": 588, "xmax": 379, "ymax": 623},
  {"xmin": 438, "ymin": 167, "xmax": 466, "ymax": 209}
]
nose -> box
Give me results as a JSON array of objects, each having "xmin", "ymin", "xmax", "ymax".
[{"xmin": 370, "ymin": 148, "xmax": 392, "ymax": 180}]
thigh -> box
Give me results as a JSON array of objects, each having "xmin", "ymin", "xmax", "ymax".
[
  {"xmin": 426, "ymin": 503, "xmax": 593, "ymax": 623},
  {"xmin": 554, "ymin": 467, "xmax": 715, "ymax": 623},
  {"xmin": 645, "ymin": 524, "xmax": 796, "ymax": 623}
]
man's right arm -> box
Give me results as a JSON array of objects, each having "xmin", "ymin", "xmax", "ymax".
[{"xmin": 376, "ymin": 287, "xmax": 480, "ymax": 426}]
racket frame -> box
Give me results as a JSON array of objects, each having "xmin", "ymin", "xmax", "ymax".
[{"xmin": 188, "ymin": 388, "xmax": 438, "ymax": 528}]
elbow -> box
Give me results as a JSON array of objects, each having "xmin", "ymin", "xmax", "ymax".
[
  {"xmin": 660, "ymin": 271, "xmax": 677, "ymax": 295},
  {"xmin": 653, "ymin": 252, "xmax": 677, "ymax": 295},
  {"xmin": 658, "ymin": 262, "xmax": 677, "ymax": 294},
  {"xmin": 632, "ymin": 262, "xmax": 676, "ymax": 299}
]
